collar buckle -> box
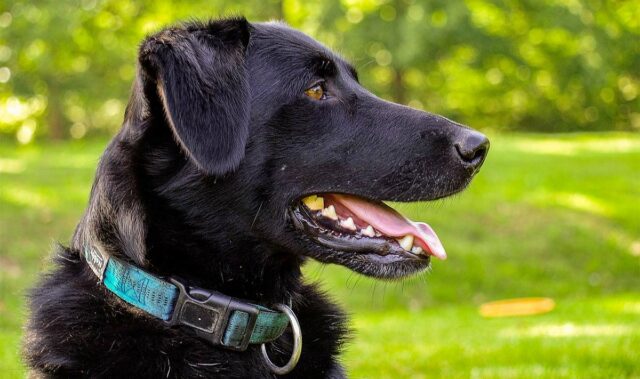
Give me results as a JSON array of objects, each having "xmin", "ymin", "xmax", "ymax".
[{"xmin": 167, "ymin": 277, "xmax": 259, "ymax": 351}]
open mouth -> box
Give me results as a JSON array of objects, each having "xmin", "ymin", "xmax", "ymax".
[{"xmin": 290, "ymin": 193, "xmax": 446, "ymax": 262}]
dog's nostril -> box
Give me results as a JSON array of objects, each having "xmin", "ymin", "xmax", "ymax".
[
  {"xmin": 455, "ymin": 131, "xmax": 490, "ymax": 168},
  {"xmin": 467, "ymin": 146, "xmax": 486, "ymax": 163}
]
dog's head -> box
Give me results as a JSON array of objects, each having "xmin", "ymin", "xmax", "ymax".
[{"xmin": 125, "ymin": 17, "xmax": 488, "ymax": 280}]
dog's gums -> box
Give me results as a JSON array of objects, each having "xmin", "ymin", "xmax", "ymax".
[{"xmin": 290, "ymin": 193, "xmax": 446, "ymax": 265}]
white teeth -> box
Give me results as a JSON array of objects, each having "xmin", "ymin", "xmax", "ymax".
[
  {"xmin": 375, "ymin": 231, "xmax": 382, "ymax": 237},
  {"xmin": 321, "ymin": 205, "xmax": 338, "ymax": 220},
  {"xmin": 397, "ymin": 235, "xmax": 414, "ymax": 251},
  {"xmin": 302, "ymin": 195, "xmax": 324, "ymax": 211},
  {"xmin": 362, "ymin": 225, "xmax": 376, "ymax": 237},
  {"xmin": 340, "ymin": 217, "xmax": 357, "ymax": 231},
  {"xmin": 411, "ymin": 246, "xmax": 424, "ymax": 255}
]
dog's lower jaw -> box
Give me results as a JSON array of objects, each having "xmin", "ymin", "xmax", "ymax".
[
  {"xmin": 289, "ymin": 216, "xmax": 431, "ymax": 280},
  {"xmin": 303, "ymin": 246, "xmax": 431, "ymax": 279}
]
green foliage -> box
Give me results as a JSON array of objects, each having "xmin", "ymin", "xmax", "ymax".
[
  {"xmin": 1, "ymin": 133, "xmax": 639, "ymax": 376},
  {"xmin": 0, "ymin": 0, "xmax": 639, "ymax": 140}
]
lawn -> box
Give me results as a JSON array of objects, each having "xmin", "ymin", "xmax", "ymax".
[{"xmin": 1, "ymin": 133, "xmax": 639, "ymax": 378}]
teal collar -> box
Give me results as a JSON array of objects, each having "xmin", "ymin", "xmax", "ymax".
[{"xmin": 83, "ymin": 244, "xmax": 290, "ymax": 351}]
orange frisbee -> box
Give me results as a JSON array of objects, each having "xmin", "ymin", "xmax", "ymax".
[{"xmin": 479, "ymin": 297, "xmax": 555, "ymax": 318}]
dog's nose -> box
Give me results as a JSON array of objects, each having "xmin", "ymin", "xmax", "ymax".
[{"xmin": 454, "ymin": 130, "xmax": 490, "ymax": 171}]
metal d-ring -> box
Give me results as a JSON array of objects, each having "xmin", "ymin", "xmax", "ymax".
[{"xmin": 260, "ymin": 303, "xmax": 302, "ymax": 375}]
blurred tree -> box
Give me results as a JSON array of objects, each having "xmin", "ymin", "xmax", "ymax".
[
  {"xmin": 322, "ymin": 0, "xmax": 640, "ymax": 132},
  {"xmin": 0, "ymin": 0, "xmax": 638, "ymax": 142},
  {"xmin": 0, "ymin": 0, "xmax": 282, "ymax": 141}
]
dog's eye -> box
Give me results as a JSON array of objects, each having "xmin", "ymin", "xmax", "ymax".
[{"xmin": 304, "ymin": 83, "xmax": 326, "ymax": 100}]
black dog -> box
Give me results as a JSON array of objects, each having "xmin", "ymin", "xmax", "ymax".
[{"xmin": 24, "ymin": 17, "xmax": 488, "ymax": 378}]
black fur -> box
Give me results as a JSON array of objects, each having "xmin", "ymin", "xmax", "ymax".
[
  {"xmin": 24, "ymin": 17, "xmax": 488, "ymax": 378},
  {"xmin": 139, "ymin": 19, "xmax": 251, "ymax": 176}
]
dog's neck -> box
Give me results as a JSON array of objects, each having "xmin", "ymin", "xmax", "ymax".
[
  {"xmin": 146, "ymin": 234, "xmax": 305, "ymax": 304},
  {"xmin": 73, "ymin": 127, "xmax": 304, "ymax": 306},
  {"xmin": 77, "ymin": 196, "xmax": 304, "ymax": 305}
]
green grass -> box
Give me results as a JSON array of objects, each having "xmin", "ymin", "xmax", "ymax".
[{"xmin": 1, "ymin": 133, "xmax": 639, "ymax": 378}]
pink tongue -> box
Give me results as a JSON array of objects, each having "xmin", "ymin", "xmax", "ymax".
[{"xmin": 330, "ymin": 194, "xmax": 447, "ymax": 260}]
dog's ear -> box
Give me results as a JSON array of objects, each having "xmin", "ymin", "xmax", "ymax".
[{"xmin": 138, "ymin": 18, "xmax": 251, "ymax": 176}]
